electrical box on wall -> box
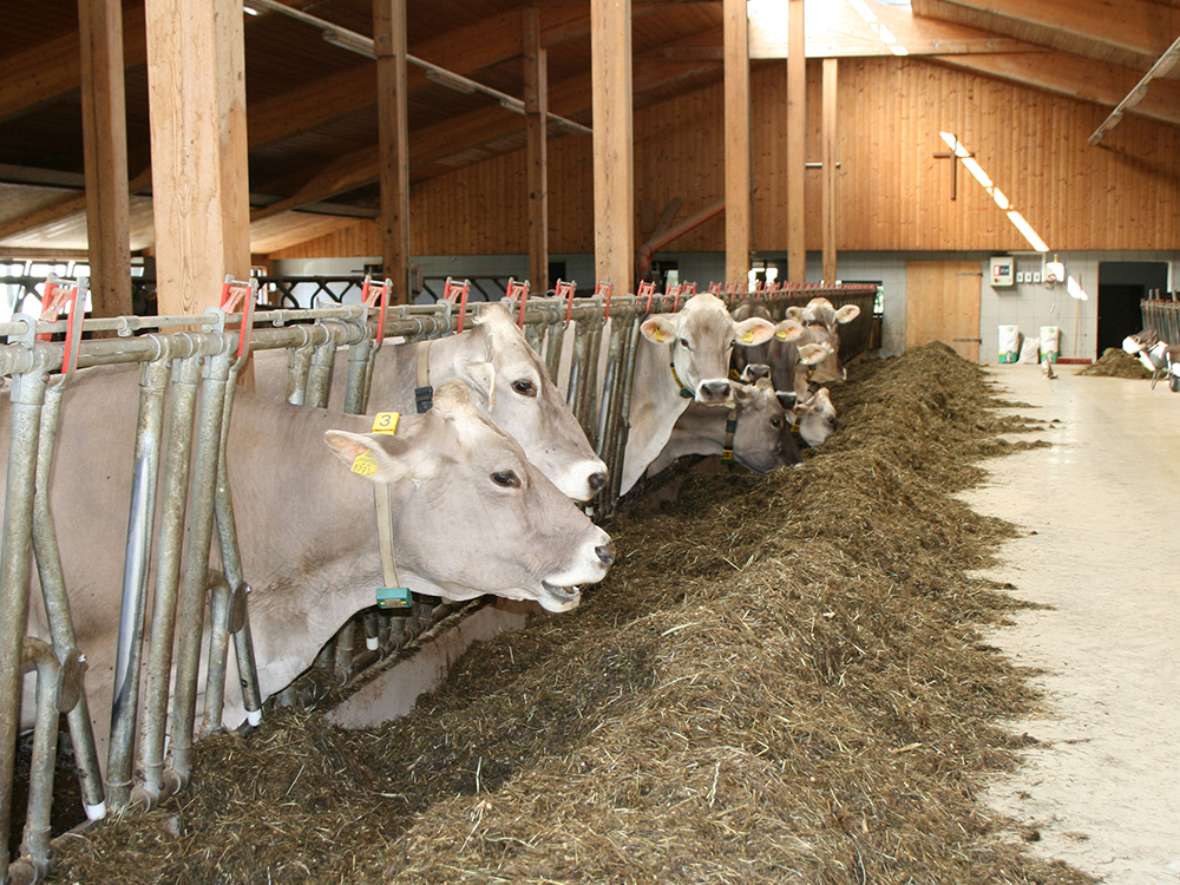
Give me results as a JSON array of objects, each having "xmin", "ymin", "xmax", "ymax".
[{"xmin": 990, "ymin": 256, "xmax": 1015, "ymax": 288}]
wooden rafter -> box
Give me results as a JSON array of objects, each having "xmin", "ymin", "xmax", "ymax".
[{"xmin": 934, "ymin": 51, "xmax": 1180, "ymax": 128}]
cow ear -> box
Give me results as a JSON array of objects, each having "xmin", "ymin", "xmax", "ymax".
[
  {"xmin": 785, "ymin": 306, "xmax": 804, "ymax": 321},
  {"xmin": 640, "ymin": 315, "xmax": 677, "ymax": 344},
  {"xmin": 458, "ymin": 360, "xmax": 496, "ymax": 409},
  {"xmin": 797, "ymin": 343, "xmax": 831, "ymax": 366},
  {"xmin": 733, "ymin": 382, "xmax": 754, "ymax": 406},
  {"xmin": 835, "ymin": 304, "xmax": 860, "ymax": 324},
  {"xmin": 735, "ymin": 317, "xmax": 774, "ymax": 346},
  {"xmin": 324, "ymin": 431, "xmax": 411, "ymax": 484},
  {"xmin": 813, "ymin": 387, "xmax": 834, "ymax": 411},
  {"xmin": 774, "ymin": 319, "xmax": 804, "ymax": 342}
]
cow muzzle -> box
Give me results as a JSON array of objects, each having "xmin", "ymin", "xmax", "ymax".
[
  {"xmin": 539, "ymin": 527, "xmax": 613, "ymax": 612},
  {"xmin": 696, "ymin": 379, "xmax": 733, "ymax": 405}
]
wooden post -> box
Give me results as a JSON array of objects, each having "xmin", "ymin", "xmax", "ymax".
[
  {"xmin": 786, "ymin": 0, "xmax": 806, "ymax": 282},
  {"xmin": 144, "ymin": 0, "xmax": 251, "ymax": 314},
  {"xmin": 374, "ymin": 0, "xmax": 412, "ymax": 303},
  {"xmin": 591, "ymin": 0, "xmax": 634, "ymax": 293},
  {"xmin": 821, "ymin": 57, "xmax": 838, "ymax": 283},
  {"xmin": 523, "ymin": 4, "xmax": 549, "ymax": 293},
  {"xmin": 78, "ymin": 0, "xmax": 131, "ymax": 319},
  {"xmin": 723, "ymin": 0, "xmax": 751, "ymax": 288}
]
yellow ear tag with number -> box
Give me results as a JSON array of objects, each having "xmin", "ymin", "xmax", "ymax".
[
  {"xmin": 371, "ymin": 411, "xmax": 400, "ymax": 435},
  {"xmin": 740, "ymin": 330, "xmax": 756, "ymax": 344},
  {"xmin": 351, "ymin": 450, "xmax": 378, "ymax": 477}
]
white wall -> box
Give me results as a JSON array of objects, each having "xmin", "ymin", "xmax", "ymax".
[{"xmin": 273, "ymin": 250, "xmax": 1180, "ymax": 363}]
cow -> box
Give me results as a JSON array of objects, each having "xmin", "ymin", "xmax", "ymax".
[
  {"xmin": 11, "ymin": 373, "xmax": 612, "ymax": 766},
  {"xmin": 730, "ymin": 300, "xmax": 774, "ymax": 380},
  {"xmin": 621, "ymin": 293, "xmax": 776, "ymax": 494},
  {"xmin": 790, "ymin": 386, "xmax": 839, "ymax": 448},
  {"xmin": 645, "ymin": 378, "xmax": 803, "ymax": 477},
  {"xmin": 254, "ymin": 303, "xmax": 607, "ymax": 502}
]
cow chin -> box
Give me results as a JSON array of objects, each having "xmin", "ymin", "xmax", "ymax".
[
  {"xmin": 538, "ymin": 582, "xmax": 584, "ymax": 613},
  {"xmin": 736, "ymin": 453, "xmax": 781, "ymax": 475}
]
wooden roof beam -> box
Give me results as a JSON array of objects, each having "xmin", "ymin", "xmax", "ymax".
[
  {"xmin": 916, "ymin": 0, "xmax": 1180, "ymax": 59},
  {"xmin": 934, "ymin": 51, "xmax": 1180, "ymax": 129}
]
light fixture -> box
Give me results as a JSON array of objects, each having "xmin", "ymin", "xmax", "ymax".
[{"xmin": 243, "ymin": 4, "xmax": 259, "ymax": 15}]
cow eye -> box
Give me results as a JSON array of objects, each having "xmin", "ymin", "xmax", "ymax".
[
  {"xmin": 678, "ymin": 337, "xmax": 691, "ymax": 350},
  {"xmin": 770, "ymin": 416, "xmax": 783, "ymax": 429},
  {"xmin": 491, "ymin": 470, "xmax": 521, "ymax": 489},
  {"xmin": 511, "ymin": 379, "xmax": 537, "ymax": 397}
]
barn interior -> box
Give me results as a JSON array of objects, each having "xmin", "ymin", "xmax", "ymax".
[{"xmin": 0, "ymin": 1, "xmax": 1178, "ymax": 882}]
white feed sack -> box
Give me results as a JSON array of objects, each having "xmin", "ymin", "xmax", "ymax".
[
  {"xmin": 1018, "ymin": 337, "xmax": 1041, "ymax": 365},
  {"xmin": 997, "ymin": 325, "xmax": 1021, "ymax": 364},
  {"xmin": 1039, "ymin": 326, "xmax": 1060, "ymax": 364}
]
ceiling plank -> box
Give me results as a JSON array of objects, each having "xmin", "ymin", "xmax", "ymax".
[
  {"xmin": 934, "ymin": 51, "xmax": 1180, "ymax": 127},
  {"xmin": 0, "ymin": 2, "xmax": 146, "ymax": 125}
]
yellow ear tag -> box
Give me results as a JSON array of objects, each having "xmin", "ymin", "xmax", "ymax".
[
  {"xmin": 351, "ymin": 450, "xmax": 379, "ymax": 477},
  {"xmin": 775, "ymin": 329, "xmax": 791, "ymax": 341},
  {"xmin": 653, "ymin": 328, "xmax": 672, "ymax": 343},
  {"xmin": 371, "ymin": 411, "xmax": 400, "ymax": 435},
  {"xmin": 740, "ymin": 330, "xmax": 756, "ymax": 344}
]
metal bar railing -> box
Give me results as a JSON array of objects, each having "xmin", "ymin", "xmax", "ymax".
[
  {"xmin": 0, "ymin": 280, "xmax": 876, "ymax": 880},
  {"xmin": 1143, "ymin": 299, "xmax": 1180, "ymax": 346}
]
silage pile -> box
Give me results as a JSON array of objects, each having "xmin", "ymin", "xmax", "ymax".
[
  {"xmin": 1077, "ymin": 348, "xmax": 1152, "ymax": 378},
  {"xmin": 53, "ymin": 343, "xmax": 1086, "ymax": 884}
]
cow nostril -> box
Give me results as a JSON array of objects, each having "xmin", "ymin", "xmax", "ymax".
[
  {"xmin": 702, "ymin": 381, "xmax": 730, "ymax": 399},
  {"xmin": 595, "ymin": 544, "xmax": 616, "ymax": 566},
  {"xmin": 588, "ymin": 471, "xmax": 607, "ymax": 492}
]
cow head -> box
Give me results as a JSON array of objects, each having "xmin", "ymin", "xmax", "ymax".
[
  {"xmin": 641, "ymin": 293, "xmax": 775, "ymax": 405},
  {"xmin": 324, "ymin": 383, "xmax": 613, "ymax": 613},
  {"xmin": 794, "ymin": 298, "xmax": 860, "ymax": 385},
  {"xmin": 732, "ymin": 378, "xmax": 803, "ymax": 472},
  {"xmin": 791, "ymin": 387, "xmax": 838, "ymax": 448},
  {"xmin": 461, "ymin": 304, "xmax": 608, "ymax": 502},
  {"xmin": 730, "ymin": 302, "xmax": 774, "ymax": 378}
]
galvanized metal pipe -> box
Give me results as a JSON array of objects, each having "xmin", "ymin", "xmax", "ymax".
[
  {"xmin": 0, "ymin": 365, "xmax": 47, "ymax": 885},
  {"xmin": 28, "ymin": 378, "xmax": 106, "ymax": 820},
  {"xmin": 579, "ymin": 320, "xmax": 604, "ymax": 444},
  {"xmin": 17, "ymin": 638, "xmax": 81, "ymax": 879},
  {"xmin": 201, "ymin": 575, "xmax": 234, "ymax": 735},
  {"xmin": 543, "ymin": 317, "xmax": 565, "ymax": 383},
  {"xmin": 566, "ymin": 323, "xmax": 588, "ymax": 414},
  {"xmin": 168, "ymin": 349, "xmax": 233, "ymax": 786},
  {"xmin": 102, "ymin": 359, "xmax": 171, "ymax": 810},
  {"xmin": 213, "ymin": 373, "xmax": 262, "ymax": 729},
  {"xmin": 342, "ymin": 333, "xmax": 373, "ymax": 415},
  {"xmin": 135, "ymin": 356, "xmax": 201, "ymax": 803},
  {"xmin": 286, "ymin": 345, "xmax": 313, "ymax": 406},
  {"xmin": 305, "ymin": 335, "xmax": 339, "ymax": 409},
  {"xmin": 609, "ymin": 319, "xmax": 645, "ymax": 506}
]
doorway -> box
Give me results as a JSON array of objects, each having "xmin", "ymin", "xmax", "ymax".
[
  {"xmin": 906, "ymin": 260, "xmax": 983, "ymax": 362},
  {"xmin": 1098, "ymin": 262, "xmax": 1169, "ymax": 354}
]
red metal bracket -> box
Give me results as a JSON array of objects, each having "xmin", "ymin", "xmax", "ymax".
[
  {"xmin": 682, "ymin": 281, "xmax": 698, "ymax": 296},
  {"xmin": 37, "ymin": 278, "xmax": 83, "ymax": 375},
  {"xmin": 442, "ymin": 276, "xmax": 471, "ymax": 333},
  {"xmin": 219, "ymin": 276, "xmax": 256, "ymax": 364},
  {"xmin": 362, "ymin": 274, "xmax": 394, "ymax": 343},
  {"xmin": 554, "ymin": 279, "xmax": 577, "ymax": 324},
  {"xmin": 594, "ymin": 281, "xmax": 613, "ymax": 319},
  {"xmin": 503, "ymin": 277, "xmax": 530, "ymax": 327},
  {"xmin": 665, "ymin": 283, "xmax": 684, "ymax": 313},
  {"xmin": 636, "ymin": 280, "xmax": 656, "ymax": 314}
]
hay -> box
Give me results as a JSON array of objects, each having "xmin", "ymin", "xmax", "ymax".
[
  {"xmin": 52, "ymin": 343, "xmax": 1087, "ymax": 884},
  {"xmin": 1077, "ymin": 348, "xmax": 1152, "ymax": 378}
]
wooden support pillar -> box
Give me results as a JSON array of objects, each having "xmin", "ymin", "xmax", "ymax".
[
  {"xmin": 374, "ymin": 0, "xmax": 412, "ymax": 303},
  {"xmin": 723, "ymin": 0, "xmax": 751, "ymax": 287},
  {"xmin": 786, "ymin": 0, "xmax": 806, "ymax": 282},
  {"xmin": 591, "ymin": 0, "xmax": 634, "ymax": 293},
  {"xmin": 78, "ymin": 0, "xmax": 131, "ymax": 319},
  {"xmin": 144, "ymin": 0, "xmax": 251, "ymax": 314},
  {"xmin": 523, "ymin": 4, "xmax": 549, "ymax": 293},
  {"xmin": 821, "ymin": 57, "xmax": 838, "ymax": 283}
]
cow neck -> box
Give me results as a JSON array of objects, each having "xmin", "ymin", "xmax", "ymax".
[
  {"xmin": 668, "ymin": 339, "xmax": 695, "ymax": 399},
  {"xmin": 720, "ymin": 404, "xmax": 739, "ymax": 466}
]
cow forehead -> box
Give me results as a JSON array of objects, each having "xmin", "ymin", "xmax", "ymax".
[{"xmin": 680, "ymin": 300, "xmax": 734, "ymax": 339}]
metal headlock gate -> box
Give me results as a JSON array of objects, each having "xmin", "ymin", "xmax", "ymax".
[
  {"xmin": 0, "ymin": 276, "xmax": 876, "ymax": 884},
  {"xmin": 1142, "ymin": 298, "xmax": 1180, "ymax": 347}
]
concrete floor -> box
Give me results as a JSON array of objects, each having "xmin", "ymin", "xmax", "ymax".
[{"xmin": 961, "ymin": 366, "xmax": 1180, "ymax": 883}]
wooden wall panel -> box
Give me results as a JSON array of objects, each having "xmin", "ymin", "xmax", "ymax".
[{"xmin": 273, "ymin": 56, "xmax": 1180, "ymax": 261}]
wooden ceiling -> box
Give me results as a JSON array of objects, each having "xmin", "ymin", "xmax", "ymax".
[{"xmin": 0, "ymin": 0, "xmax": 1177, "ymax": 256}]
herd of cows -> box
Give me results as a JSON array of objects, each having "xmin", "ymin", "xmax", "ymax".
[{"xmin": 9, "ymin": 291, "xmax": 859, "ymax": 777}]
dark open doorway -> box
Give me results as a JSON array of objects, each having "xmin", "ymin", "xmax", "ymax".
[{"xmin": 1097, "ymin": 262, "xmax": 1169, "ymax": 354}]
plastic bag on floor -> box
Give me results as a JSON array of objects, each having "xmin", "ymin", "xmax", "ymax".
[{"xmin": 1019, "ymin": 337, "xmax": 1041, "ymax": 364}]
